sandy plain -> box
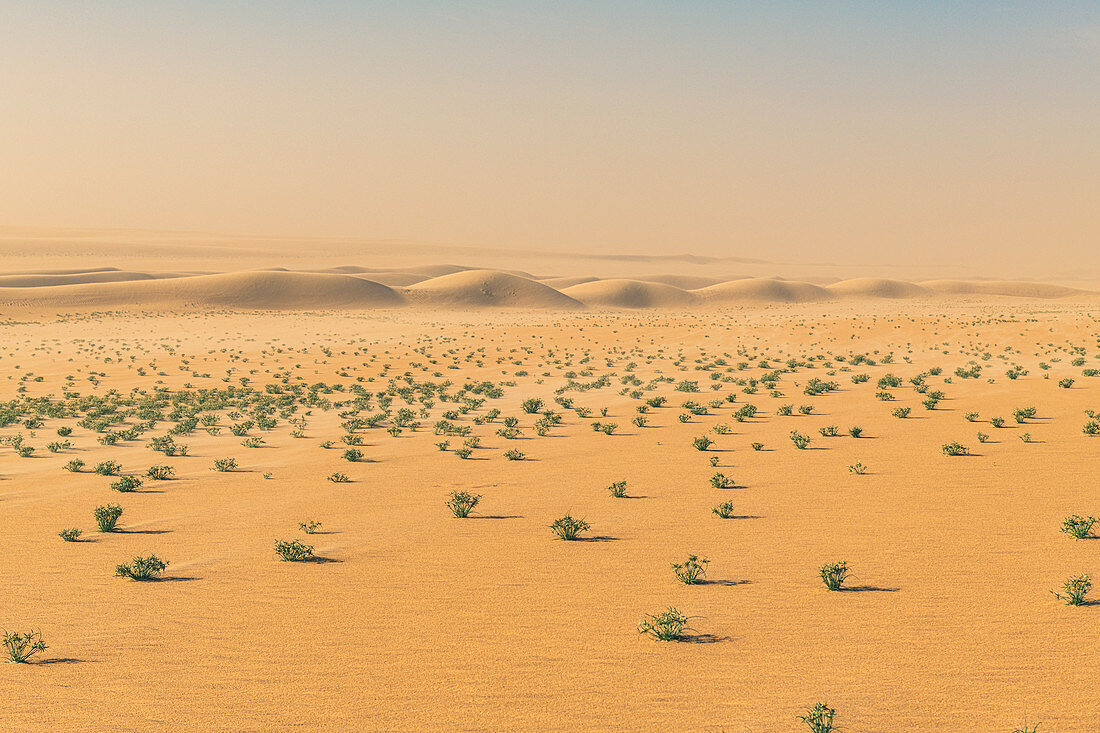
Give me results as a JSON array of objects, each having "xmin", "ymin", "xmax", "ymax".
[{"xmin": 1, "ymin": 233, "xmax": 1099, "ymax": 731}]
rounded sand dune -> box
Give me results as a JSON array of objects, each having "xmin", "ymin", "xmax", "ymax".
[
  {"xmin": 561, "ymin": 278, "xmax": 696, "ymax": 308},
  {"xmin": 353, "ymin": 272, "xmax": 430, "ymax": 287},
  {"xmin": 826, "ymin": 277, "xmax": 931, "ymax": 299},
  {"xmin": 918, "ymin": 280, "xmax": 1084, "ymax": 298},
  {"xmin": 696, "ymin": 277, "xmax": 834, "ymax": 303},
  {"xmin": 635, "ymin": 274, "xmax": 725, "ymax": 289},
  {"xmin": 404, "ymin": 269, "xmax": 582, "ymax": 308},
  {"xmin": 0, "ymin": 270, "xmax": 166, "ymax": 288},
  {"xmin": 538, "ymin": 276, "xmax": 600, "ymax": 289},
  {"xmin": 0, "ymin": 270, "xmax": 403, "ymax": 310}
]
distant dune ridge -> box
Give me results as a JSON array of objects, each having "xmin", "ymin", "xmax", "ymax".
[{"xmin": 0, "ymin": 264, "xmax": 1094, "ymax": 311}]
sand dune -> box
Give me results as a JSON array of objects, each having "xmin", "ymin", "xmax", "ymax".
[
  {"xmin": 696, "ymin": 277, "xmax": 835, "ymax": 303},
  {"xmin": 538, "ymin": 276, "xmax": 600, "ymax": 289},
  {"xmin": 918, "ymin": 279, "xmax": 1086, "ymax": 298},
  {"xmin": 561, "ymin": 278, "xmax": 697, "ymax": 308},
  {"xmin": 0, "ymin": 265, "xmax": 1094, "ymax": 312},
  {"xmin": 0, "ymin": 270, "xmax": 167, "ymax": 288},
  {"xmin": 353, "ymin": 272, "xmax": 431, "ymax": 287},
  {"xmin": 404, "ymin": 269, "xmax": 581, "ymax": 308},
  {"xmin": 826, "ymin": 277, "xmax": 932, "ymax": 298},
  {"xmin": 0, "ymin": 270, "xmax": 403, "ymax": 310},
  {"xmin": 633, "ymin": 274, "xmax": 725, "ymax": 289}
]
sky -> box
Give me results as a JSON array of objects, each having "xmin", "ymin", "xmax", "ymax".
[{"xmin": 1, "ymin": 1, "xmax": 1098, "ymax": 269}]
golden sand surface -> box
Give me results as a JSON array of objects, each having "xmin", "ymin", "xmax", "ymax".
[{"xmin": 2, "ymin": 300, "xmax": 1098, "ymax": 730}]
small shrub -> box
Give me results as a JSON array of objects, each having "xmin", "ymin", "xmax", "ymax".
[
  {"xmin": 607, "ymin": 480, "xmax": 628, "ymax": 498},
  {"xmin": 671, "ymin": 555, "xmax": 709, "ymax": 584},
  {"xmin": 977, "ymin": 432, "xmax": 990, "ymax": 443},
  {"xmin": 447, "ymin": 490, "xmax": 480, "ymax": 518},
  {"xmin": 789, "ymin": 431, "xmax": 811, "ymax": 449},
  {"xmin": 848, "ymin": 462, "xmax": 867, "ymax": 475},
  {"xmin": 892, "ymin": 407, "xmax": 911, "ymax": 419},
  {"xmin": 455, "ymin": 447, "xmax": 473, "ymax": 459},
  {"xmin": 93, "ymin": 460, "xmax": 121, "ymax": 476},
  {"xmin": 520, "ymin": 397, "xmax": 544, "ymax": 414},
  {"xmin": 819, "ymin": 561, "xmax": 849, "ymax": 591},
  {"xmin": 710, "ymin": 472, "xmax": 735, "ymax": 489},
  {"xmin": 1052, "ymin": 574, "xmax": 1091, "ymax": 606},
  {"xmin": 94, "ymin": 504, "xmax": 123, "ymax": 532},
  {"xmin": 799, "ymin": 702, "xmax": 836, "ymax": 733},
  {"xmin": 712, "ymin": 500, "xmax": 735, "ymax": 518},
  {"xmin": 274, "ymin": 539, "xmax": 314, "ymax": 561},
  {"xmin": 751, "ymin": 442, "xmax": 764, "ymax": 451},
  {"xmin": 549, "ymin": 514, "xmax": 590, "ymax": 540},
  {"xmin": 3, "ymin": 630, "xmax": 48, "ymax": 663},
  {"xmin": 692, "ymin": 436, "xmax": 714, "ymax": 451},
  {"xmin": 58, "ymin": 528, "xmax": 82, "ymax": 542},
  {"xmin": 299, "ymin": 521, "xmax": 322, "ymax": 534},
  {"xmin": 327, "ymin": 472, "xmax": 349, "ymax": 483},
  {"xmin": 709, "ymin": 455, "xmax": 719, "ymax": 467},
  {"xmin": 798, "ymin": 404, "xmax": 814, "ymax": 415},
  {"xmin": 1059, "ymin": 378, "xmax": 1075, "ymax": 389},
  {"xmin": 777, "ymin": 404, "xmax": 793, "ymax": 416},
  {"xmin": 145, "ymin": 465, "xmax": 174, "ymax": 480},
  {"xmin": 1061, "ymin": 515, "xmax": 1097, "ymax": 540},
  {"xmin": 848, "ymin": 426, "xmax": 863, "ymax": 438},
  {"xmin": 212, "ymin": 457, "xmax": 238, "ymax": 471},
  {"xmin": 819, "ymin": 425, "xmax": 839, "ymax": 437},
  {"xmin": 64, "ymin": 459, "xmax": 85, "ymax": 473},
  {"xmin": 637, "ymin": 607, "xmax": 692, "ymax": 641},
  {"xmin": 115, "ymin": 554, "xmax": 168, "ymax": 580},
  {"xmin": 341, "ymin": 450, "xmax": 362, "ymax": 463},
  {"xmin": 503, "ymin": 449, "xmax": 526, "ymax": 461},
  {"xmin": 111, "ymin": 475, "xmax": 143, "ymax": 493},
  {"xmin": 964, "ymin": 412, "xmax": 979, "ymax": 422},
  {"xmin": 991, "ymin": 417, "xmax": 1005, "ymax": 428},
  {"xmin": 941, "ymin": 442, "xmax": 969, "ymax": 456}
]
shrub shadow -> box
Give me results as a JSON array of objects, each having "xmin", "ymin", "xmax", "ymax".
[{"xmin": 840, "ymin": 585, "xmax": 899, "ymax": 593}]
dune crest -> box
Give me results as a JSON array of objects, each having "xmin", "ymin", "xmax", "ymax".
[
  {"xmin": 405, "ymin": 269, "xmax": 582, "ymax": 308},
  {"xmin": 561, "ymin": 279, "xmax": 696, "ymax": 308},
  {"xmin": 696, "ymin": 278, "xmax": 835, "ymax": 303}
]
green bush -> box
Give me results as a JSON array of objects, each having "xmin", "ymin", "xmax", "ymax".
[
  {"xmin": 111, "ymin": 475, "xmax": 143, "ymax": 493},
  {"xmin": 549, "ymin": 514, "xmax": 590, "ymax": 540},
  {"xmin": 58, "ymin": 528, "xmax": 82, "ymax": 542},
  {"xmin": 447, "ymin": 490, "xmax": 480, "ymax": 518},
  {"xmin": 520, "ymin": 397, "xmax": 544, "ymax": 414},
  {"xmin": 503, "ymin": 449, "xmax": 526, "ymax": 460},
  {"xmin": 327, "ymin": 472, "xmax": 349, "ymax": 483},
  {"xmin": 712, "ymin": 500, "xmax": 735, "ymax": 519},
  {"xmin": 299, "ymin": 521, "xmax": 322, "ymax": 534},
  {"xmin": 710, "ymin": 472, "xmax": 735, "ymax": 489},
  {"xmin": 692, "ymin": 436, "xmax": 714, "ymax": 451},
  {"xmin": 941, "ymin": 442, "xmax": 969, "ymax": 456},
  {"xmin": 799, "ymin": 702, "xmax": 836, "ymax": 733},
  {"xmin": 819, "ymin": 561, "xmax": 849, "ymax": 591},
  {"xmin": 1052, "ymin": 574, "xmax": 1091, "ymax": 606},
  {"xmin": 607, "ymin": 480, "xmax": 628, "ymax": 498},
  {"xmin": 3, "ymin": 630, "xmax": 48, "ymax": 663},
  {"xmin": 94, "ymin": 504, "xmax": 123, "ymax": 532},
  {"xmin": 93, "ymin": 460, "xmax": 121, "ymax": 476},
  {"xmin": 64, "ymin": 459, "xmax": 85, "ymax": 473},
  {"xmin": 789, "ymin": 431, "xmax": 811, "ymax": 449},
  {"xmin": 638, "ymin": 607, "xmax": 693, "ymax": 641},
  {"xmin": 116, "ymin": 554, "xmax": 168, "ymax": 581},
  {"xmin": 145, "ymin": 465, "xmax": 174, "ymax": 480},
  {"xmin": 212, "ymin": 457, "xmax": 238, "ymax": 471},
  {"xmin": 274, "ymin": 539, "xmax": 314, "ymax": 561},
  {"xmin": 671, "ymin": 555, "xmax": 709, "ymax": 584},
  {"xmin": 1061, "ymin": 515, "xmax": 1097, "ymax": 540},
  {"xmin": 892, "ymin": 407, "xmax": 911, "ymax": 419}
]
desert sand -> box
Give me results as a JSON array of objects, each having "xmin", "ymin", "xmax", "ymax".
[{"xmin": 2, "ymin": 238, "xmax": 1099, "ymax": 731}]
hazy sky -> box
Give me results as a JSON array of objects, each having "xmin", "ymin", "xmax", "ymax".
[{"xmin": 2, "ymin": 1, "xmax": 1098, "ymax": 268}]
